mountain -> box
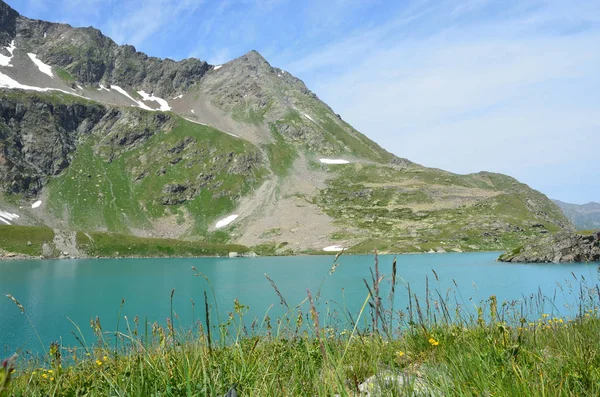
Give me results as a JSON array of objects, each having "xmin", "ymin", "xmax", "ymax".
[
  {"xmin": 553, "ymin": 200, "xmax": 600, "ymax": 230},
  {"xmin": 0, "ymin": 1, "xmax": 572, "ymax": 257}
]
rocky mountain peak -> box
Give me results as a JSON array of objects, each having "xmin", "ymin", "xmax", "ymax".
[{"xmin": 0, "ymin": 0, "xmax": 17, "ymax": 45}]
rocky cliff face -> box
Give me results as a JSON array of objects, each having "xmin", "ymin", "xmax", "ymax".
[
  {"xmin": 0, "ymin": 92, "xmax": 184, "ymax": 197},
  {"xmin": 0, "ymin": 92, "xmax": 106, "ymax": 196},
  {"xmin": 499, "ymin": 231, "xmax": 600, "ymax": 263},
  {"xmin": 1, "ymin": 3, "xmax": 210, "ymax": 97}
]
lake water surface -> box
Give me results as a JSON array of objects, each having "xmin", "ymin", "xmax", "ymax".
[{"xmin": 1, "ymin": 253, "xmax": 599, "ymax": 354}]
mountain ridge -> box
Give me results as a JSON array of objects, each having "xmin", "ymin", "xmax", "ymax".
[
  {"xmin": 0, "ymin": 0, "xmax": 573, "ymax": 256},
  {"xmin": 553, "ymin": 199, "xmax": 600, "ymax": 230}
]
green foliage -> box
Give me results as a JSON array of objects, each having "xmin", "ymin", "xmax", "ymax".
[
  {"xmin": 46, "ymin": 115, "xmax": 266, "ymax": 237},
  {"xmin": 0, "ymin": 226, "xmax": 54, "ymax": 256},
  {"xmin": 264, "ymin": 126, "xmax": 297, "ymax": 177},
  {"xmin": 76, "ymin": 231, "xmax": 249, "ymax": 257},
  {"xmin": 55, "ymin": 68, "xmax": 75, "ymax": 82}
]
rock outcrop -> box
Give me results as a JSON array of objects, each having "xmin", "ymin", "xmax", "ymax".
[
  {"xmin": 0, "ymin": 92, "xmax": 175, "ymax": 197},
  {"xmin": 499, "ymin": 231, "xmax": 600, "ymax": 263}
]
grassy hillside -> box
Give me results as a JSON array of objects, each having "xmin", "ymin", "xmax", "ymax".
[
  {"xmin": 0, "ymin": 226, "xmax": 252, "ymax": 258},
  {"xmin": 0, "ymin": 225, "xmax": 54, "ymax": 256},
  {"xmin": 317, "ymin": 164, "xmax": 570, "ymax": 253},
  {"xmin": 76, "ymin": 231, "xmax": 250, "ymax": 257},
  {"xmin": 46, "ymin": 115, "xmax": 266, "ymax": 239}
]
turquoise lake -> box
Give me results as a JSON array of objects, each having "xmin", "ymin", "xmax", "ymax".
[{"xmin": 1, "ymin": 252, "xmax": 599, "ymax": 355}]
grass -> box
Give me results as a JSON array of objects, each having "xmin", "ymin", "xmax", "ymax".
[
  {"xmin": 0, "ymin": 225, "xmax": 54, "ymax": 256},
  {"xmin": 316, "ymin": 163, "xmax": 571, "ymax": 253},
  {"xmin": 55, "ymin": 68, "xmax": 76, "ymax": 82},
  {"xmin": 3, "ymin": 255, "xmax": 600, "ymax": 396},
  {"xmin": 231, "ymin": 101, "xmax": 273, "ymax": 125},
  {"xmin": 46, "ymin": 113, "xmax": 266, "ymax": 238},
  {"xmin": 264, "ymin": 126, "xmax": 297, "ymax": 178},
  {"xmin": 75, "ymin": 231, "xmax": 251, "ymax": 258}
]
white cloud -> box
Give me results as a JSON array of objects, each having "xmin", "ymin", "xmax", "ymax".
[{"xmin": 106, "ymin": 0, "xmax": 202, "ymax": 47}]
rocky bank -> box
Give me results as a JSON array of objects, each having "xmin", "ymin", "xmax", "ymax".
[{"xmin": 499, "ymin": 231, "xmax": 600, "ymax": 263}]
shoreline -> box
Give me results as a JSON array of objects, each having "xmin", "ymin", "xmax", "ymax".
[{"xmin": 0, "ymin": 249, "xmax": 506, "ymax": 261}]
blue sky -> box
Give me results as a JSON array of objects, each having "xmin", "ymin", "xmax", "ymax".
[{"xmin": 7, "ymin": 0, "xmax": 600, "ymax": 204}]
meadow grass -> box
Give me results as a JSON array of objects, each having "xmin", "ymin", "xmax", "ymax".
[
  {"xmin": 2, "ymin": 255, "xmax": 600, "ymax": 396},
  {"xmin": 75, "ymin": 231, "xmax": 250, "ymax": 258},
  {"xmin": 0, "ymin": 226, "xmax": 54, "ymax": 257}
]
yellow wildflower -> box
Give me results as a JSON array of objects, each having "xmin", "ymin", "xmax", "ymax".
[
  {"xmin": 397, "ymin": 351, "xmax": 405, "ymax": 358},
  {"xmin": 42, "ymin": 374, "xmax": 48, "ymax": 379},
  {"xmin": 32, "ymin": 371, "xmax": 37, "ymax": 375},
  {"xmin": 542, "ymin": 313, "xmax": 549, "ymax": 318},
  {"xmin": 103, "ymin": 356, "xmax": 108, "ymax": 361},
  {"xmin": 558, "ymin": 318, "xmax": 564, "ymax": 323},
  {"xmin": 428, "ymin": 337, "xmax": 440, "ymax": 346},
  {"xmin": 48, "ymin": 369, "xmax": 53, "ymax": 374},
  {"xmin": 96, "ymin": 360, "xmax": 103, "ymax": 366},
  {"xmin": 50, "ymin": 377, "xmax": 54, "ymax": 381}
]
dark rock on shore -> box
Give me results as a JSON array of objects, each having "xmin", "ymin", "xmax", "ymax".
[{"xmin": 499, "ymin": 231, "xmax": 600, "ymax": 263}]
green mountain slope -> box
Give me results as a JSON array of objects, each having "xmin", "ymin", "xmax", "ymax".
[
  {"xmin": 319, "ymin": 165, "xmax": 570, "ymax": 252},
  {"xmin": 1, "ymin": 91, "xmax": 266, "ymax": 242},
  {"xmin": 0, "ymin": 0, "xmax": 573, "ymax": 257}
]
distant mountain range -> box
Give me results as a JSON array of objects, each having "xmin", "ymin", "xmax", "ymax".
[
  {"xmin": 0, "ymin": 0, "xmax": 572, "ymax": 257},
  {"xmin": 553, "ymin": 200, "xmax": 600, "ymax": 230}
]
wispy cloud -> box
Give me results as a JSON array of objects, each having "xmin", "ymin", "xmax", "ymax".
[
  {"xmin": 282, "ymin": 0, "xmax": 600, "ymax": 203},
  {"xmin": 105, "ymin": 0, "xmax": 202, "ymax": 47}
]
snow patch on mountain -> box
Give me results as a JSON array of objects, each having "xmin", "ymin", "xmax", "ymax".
[
  {"xmin": 27, "ymin": 53, "xmax": 54, "ymax": 78},
  {"xmin": 137, "ymin": 90, "xmax": 171, "ymax": 111},
  {"xmin": 112, "ymin": 85, "xmax": 153, "ymax": 110},
  {"xmin": 213, "ymin": 65, "xmax": 222, "ymax": 70},
  {"xmin": 0, "ymin": 40, "xmax": 16, "ymax": 67},
  {"xmin": 320, "ymin": 159, "xmax": 350, "ymax": 164},
  {"xmin": 323, "ymin": 245, "xmax": 346, "ymax": 252},
  {"xmin": 0, "ymin": 210, "xmax": 19, "ymax": 225},
  {"xmin": 0, "ymin": 71, "xmax": 87, "ymax": 99},
  {"xmin": 215, "ymin": 215, "xmax": 238, "ymax": 229},
  {"xmin": 303, "ymin": 113, "xmax": 317, "ymax": 123}
]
